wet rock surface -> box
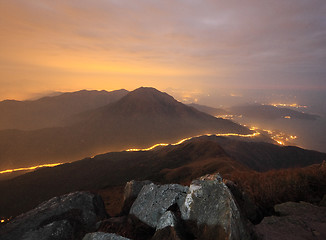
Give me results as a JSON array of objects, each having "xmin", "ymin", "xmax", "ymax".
[
  {"xmin": 0, "ymin": 191, "xmax": 107, "ymax": 240},
  {"xmin": 255, "ymin": 201, "xmax": 326, "ymax": 240}
]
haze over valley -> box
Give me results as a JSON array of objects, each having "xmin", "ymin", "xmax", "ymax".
[{"xmin": 1, "ymin": 1, "xmax": 326, "ymax": 239}]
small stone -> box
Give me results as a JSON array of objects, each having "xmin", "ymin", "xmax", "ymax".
[{"xmin": 156, "ymin": 211, "xmax": 177, "ymax": 230}]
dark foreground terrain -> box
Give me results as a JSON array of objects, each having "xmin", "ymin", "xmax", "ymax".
[{"xmin": 0, "ymin": 135, "xmax": 325, "ymax": 239}]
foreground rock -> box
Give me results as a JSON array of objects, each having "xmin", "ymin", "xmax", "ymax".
[
  {"xmin": 128, "ymin": 174, "xmax": 251, "ymax": 240},
  {"xmin": 0, "ymin": 191, "xmax": 107, "ymax": 240},
  {"xmin": 255, "ymin": 201, "xmax": 326, "ymax": 240},
  {"xmin": 121, "ymin": 180, "xmax": 153, "ymax": 214},
  {"xmin": 180, "ymin": 174, "xmax": 251, "ymax": 240},
  {"xmin": 130, "ymin": 183, "xmax": 188, "ymax": 228},
  {"xmin": 83, "ymin": 232, "xmax": 131, "ymax": 240}
]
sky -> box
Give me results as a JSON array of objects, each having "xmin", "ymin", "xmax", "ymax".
[{"xmin": 0, "ymin": 0, "xmax": 326, "ymax": 100}]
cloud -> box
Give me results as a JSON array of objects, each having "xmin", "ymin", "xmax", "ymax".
[{"xmin": 0, "ymin": 0, "xmax": 325, "ymax": 99}]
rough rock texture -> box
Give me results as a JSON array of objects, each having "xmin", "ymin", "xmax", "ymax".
[
  {"xmin": 124, "ymin": 180, "xmax": 153, "ymax": 201},
  {"xmin": 121, "ymin": 180, "xmax": 153, "ymax": 215},
  {"xmin": 255, "ymin": 201, "xmax": 326, "ymax": 240},
  {"xmin": 130, "ymin": 183, "xmax": 188, "ymax": 228},
  {"xmin": 0, "ymin": 191, "xmax": 107, "ymax": 240},
  {"xmin": 21, "ymin": 220, "xmax": 74, "ymax": 240},
  {"xmin": 156, "ymin": 211, "xmax": 177, "ymax": 230},
  {"xmin": 180, "ymin": 174, "xmax": 251, "ymax": 240},
  {"xmin": 83, "ymin": 232, "xmax": 131, "ymax": 240}
]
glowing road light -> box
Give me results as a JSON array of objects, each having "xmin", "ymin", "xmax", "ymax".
[
  {"xmin": 126, "ymin": 132, "xmax": 260, "ymax": 152},
  {"xmin": 276, "ymin": 140, "xmax": 285, "ymax": 145},
  {"xmin": 284, "ymin": 116, "xmax": 291, "ymax": 119},
  {"xmin": 0, "ymin": 163, "xmax": 63, "ymax": 174}
]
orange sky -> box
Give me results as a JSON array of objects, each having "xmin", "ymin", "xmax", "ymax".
[{"xmin": 1, "ymin": 0, "xmax": 325, "ymax": 100}]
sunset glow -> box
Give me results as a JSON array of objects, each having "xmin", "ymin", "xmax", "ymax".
[{"xmin": 1, "ymin": 1, "xmax": 325, "ymax": 100}]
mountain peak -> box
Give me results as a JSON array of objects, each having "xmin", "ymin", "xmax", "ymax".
[
  {"xmin": 124, "ymin": 87, "xmax": 175, "ymax": 103},
  {"xmin": 105, "ymin": 87, "xmax": 181, "ymax": 117}
]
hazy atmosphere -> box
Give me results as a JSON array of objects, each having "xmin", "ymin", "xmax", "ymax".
[
  {"xmin": 1, "ymin": 0, "xmax": 326, "ymax": 100},
  {"xmin": 1, "ymin": 2, "xmax": 326, "ymax": 239}
]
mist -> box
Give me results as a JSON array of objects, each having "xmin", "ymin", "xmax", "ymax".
[{"xmin": 183, "ymin": 88, "xmax": 326, "ymax": 153}]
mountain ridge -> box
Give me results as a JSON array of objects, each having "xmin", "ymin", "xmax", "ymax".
[
  {"xmin": 0, "ymin": 89, "xmax": 129, "ymax": 130},
  {"xmin": 0, "ymin": 87, "xmax": 251, "ymax": 170},
  {"xmin": 0, "ymin": 135, "xmax": 325, "ymax": 218}
]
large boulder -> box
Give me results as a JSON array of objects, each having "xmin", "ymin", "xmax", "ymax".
[
  {"xmin": 255, "ymin": 201, "xmax": 326, "ymax": 240},
  {"xmin": 0, "ymin": 191, "xmax": 107, "ymax": 240},
  {"xmin": 180, "ymin": 174, "xmax": 251, "ymax": 240},
  {"xmin": 129, "ymin": 183, "xmax": 188, "ymax": 228}
]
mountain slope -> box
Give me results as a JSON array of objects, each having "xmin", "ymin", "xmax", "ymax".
[
  {"xmin": 0, "ymin": 89, "xmax": 129, "ymax": 130},
  {"xmin": 0, "ymin": 136, "xmax": 325, "ymax": 218},
  {"xmin": 0, "ymin": 87, "xmax": 251, "ymax": 170},
  {"xmin": 188, "ymin": 103, "xmax": 228, "ymax": 116},
  {"xmin": 229, "ymin": 104, "xmax": 319, "ymax": 120}
]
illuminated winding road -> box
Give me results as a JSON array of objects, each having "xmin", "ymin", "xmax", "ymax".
[{"xmin": 1, "ymin": 129, "xmax": 295, "ymax": 175}]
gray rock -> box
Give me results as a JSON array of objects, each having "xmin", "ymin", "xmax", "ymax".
[
  {"xmin": 129, "ymin": 183, "xmax": 188, "ymax": 228},
  {"xmin": 255, "ymin": 201, "xmax": 326, "ymax": 240},
  {"xmin": 156, "ymin": 211, "xmax": 177, "ymax": 230},
  {"xmin": 0, "ymin": 191, "xmax": 107, "ymax": 240},
  {"xmin": 83, "ymin": 232, "xmax": 131, "ymax": 240},
  {"xmin": 121, "ymin": 180, "xmax": 153, "ymax": 214},
  {"xmin": 123, "ymin": 180, "xmax": 153, "ymax": 201},
  {"xmin": 180, "ymin": 173, "xmax": 251, "ymax": 240},
  {"xmin": 21, "ymin": 220, "xmax": 73, "ymax": 240}
]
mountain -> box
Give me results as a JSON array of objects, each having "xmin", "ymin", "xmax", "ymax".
[
  {"xmin": 0, "ymin": 135, "xmax": 325, "ymax": 218},
  {"xmin": 0, "ymin": 87, "xmax": 251, "ymax": 170},
  {"xmin": 229, "ymin": 104, "xmax": 319, "ymax": 120},
  {"xmin": 0, "ymin": 89, "xmax": 129, "ymax": 130},
  {"xmin": 188, "ymin": 103, "xmax": 228, "ymax": 116}
]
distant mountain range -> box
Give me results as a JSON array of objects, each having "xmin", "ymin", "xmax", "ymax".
[
  {"xmin": 189, "ymin": 103, "xmax": 319, "ymax": 120},
  {"xmin": 228, "ymin": 104, "xmax": 319, "ymax": 120},
  {"xmin": 0, "ymin": 89, "xmax": 129, "ymax": 130},
  {"xmin": 0, "ymin": 135, "xmax": 325, "ymax": 218},
  {"xmin": 0, "ymin": 87, "xmax": 250, "ymax": 170},
  {"xmin": 187, "ymin": 103, "xmax": 227, "ymax": 116}
]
